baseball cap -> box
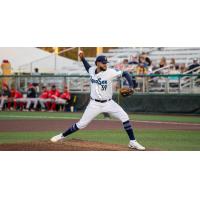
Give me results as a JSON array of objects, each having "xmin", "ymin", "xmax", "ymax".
[{"xmin": 95, "ymin": 55, "xmax": 109, "ymax": 65}]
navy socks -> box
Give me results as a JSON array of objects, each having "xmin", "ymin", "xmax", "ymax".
[
  {"xmin": 62, "ymin": 121, "xmax": 135, "ymax": 140},
  {"xmin": 62, "ymin": 123, "xmax": 79, "ymax": 137},
  {"xmin": 123, "ymin": 120, "xmax": 135, "ymax": 140}
]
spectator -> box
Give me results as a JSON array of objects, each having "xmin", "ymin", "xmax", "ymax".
[
  {"xmin": 129, "ymin": 54, "xmax": 139, "ymax": 65},
  {"xmin": 159, "ymin": 57, "xmax": 167, "ymax": 68},
  {"xmin": 188, "ymin": 58, "xmax": 200, "ymax": 72},
  {"xmin": 115, "ymin": 59, "xmax": 129, "ymax": 71},
  {"xmin": 25, "ymin": 84, "xmax": 38, "ymax": 111},
  {"xmin": 138, "ymin": 54, "xmax": 146, "ymax": 65},
  {"xmin": 168, "ymin": 65, "xmax": 180, "ymax": 82},
  {"xmin": 169, "ymin": 65, "xmax": 180, "ymax": 75},
  {"xmin": 123, "ymin": 59, "xmax": 129, "ymax": 65},
  {"xmin": 145, "ymin": 57, "xmax": 153, "ymax": 74},
  {"xmin": 170, "ymin": 58, "xmax": 180, "ymax": 70},
  {"xmin": 38, "ymin": 86, "xmax": 50, "ymax": 111},
  {"xmin": 169, "ymin": 58, "xmax": 176, "ymax": 66},
  {"xmin": 0, "ymin": 83, "xmax": 11, "ymax": 111},
  {"xmin": 179, "ymin": 63, "xmax": 187, "ymax": 74},
  {"xmin": 122, "ymin": 58, "xmax": 134, "ymax": 72},
  {"xmin": 49, "ymin": 85, "xmax": 60, "ymax": 111},
  {"xmin": 136, "ymin": 54, "xmax": 148, "ymax": 75},
  {"xmin": 158, "ymin": 57, "xmax": 169, "ymax": 74}
]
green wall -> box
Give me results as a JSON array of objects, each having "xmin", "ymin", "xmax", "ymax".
[{"xmin": 73, "ymin": 93, "xmax": 200, "ymax": 114}]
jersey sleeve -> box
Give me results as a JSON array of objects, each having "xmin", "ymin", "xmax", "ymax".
[
  {"xmin": 109, "ymin": 69, "xmax": 122, "ymax": 79},
  {"xmin": 88, "ymin": 66, "xmax": 96, "ymax": 75}
]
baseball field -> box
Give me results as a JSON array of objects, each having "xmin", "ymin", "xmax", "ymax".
[{"xmin": 0, "ymin": 111, "xmax": 199, "ymax": 151}]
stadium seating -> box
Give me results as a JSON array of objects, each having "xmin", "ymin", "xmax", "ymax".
[{"xmin": 86, "ymin": 47, "xmax": 200, "ymax": 67}]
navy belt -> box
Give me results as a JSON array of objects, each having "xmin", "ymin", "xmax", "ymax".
[{"xmin": 91, "ymin": 98, "xmax": 111, "ymax": 103}]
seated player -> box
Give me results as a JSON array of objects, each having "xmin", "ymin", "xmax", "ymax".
[
  {"xmin": 38, "ymin": 86, "xmax": 50, "ymax": 111},
  {"xmin": 12, "ymin": 88, "xmax": 24, "ymax": 111},
  {"xmin": 24, "ymin": 83, "xmax": 38, "ymax": 111},
  {"xmin": 55, "ymin": 86, "xmax": 71, "ymax": 111},
  {"xmin": 48, "ymin": 85, "xmax": 60, "ymax": 111}
]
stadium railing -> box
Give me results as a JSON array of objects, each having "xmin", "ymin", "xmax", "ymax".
[{"xmin": 0, "ymin": 74, "xmax": 200, "ymax": 94}]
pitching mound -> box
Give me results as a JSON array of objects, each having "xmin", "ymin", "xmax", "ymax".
[{"xmin": 0, "ymin": 139, "xmax": 153, "ymax": 151}]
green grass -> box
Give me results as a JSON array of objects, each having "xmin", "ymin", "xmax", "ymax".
[
  {"xmin": 0, "ymin": 129, "xmax": 199, "ymax": 151},
  {"xmin": 0, "ymin": 111, "xmax": 199, "ymax": 150},
  {"xmin": 0, "ymin": 111, "xmax": 200, "ymax": 124}
]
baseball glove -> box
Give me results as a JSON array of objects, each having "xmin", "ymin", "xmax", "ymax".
[{"xmin": 120, "ymin": 87, "xmax": 134, "ymax": 97}]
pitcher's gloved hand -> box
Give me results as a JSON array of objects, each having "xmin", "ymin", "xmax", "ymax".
[{"xmin": 120, "ymin": 87, "xmax": 134, "ymax": 97}]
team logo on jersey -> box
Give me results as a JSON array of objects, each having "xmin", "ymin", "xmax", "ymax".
[{"xmin": 90, "ymin": 77, "xmax": 107, "ymax": 91}]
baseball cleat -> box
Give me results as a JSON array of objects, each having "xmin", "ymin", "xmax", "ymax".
[
  {"xmin": 128, "ymin": 140, "xmax": 146, "ymax": 150},
  {"xmin": 50, "ymin": 133, "xmax": 65, "ymax": 143}
]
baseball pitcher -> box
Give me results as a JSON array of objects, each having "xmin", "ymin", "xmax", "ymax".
[{"xmin": 51, "ymin": 50, "xmax": 145, "ymax": 150}]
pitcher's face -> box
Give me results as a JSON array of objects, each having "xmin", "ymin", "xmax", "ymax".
[{"xmin": 97, "ymin": 62, "xmax": 107, "ymax": 71}]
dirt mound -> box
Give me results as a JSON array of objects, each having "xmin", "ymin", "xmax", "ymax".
[{"xmin": 0, "ymin": 139, "xmax": 132, "ymax": 151}]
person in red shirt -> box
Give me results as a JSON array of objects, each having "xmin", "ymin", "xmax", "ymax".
[
  {"xmin": 12, "ymin": 88, "xmax": 24, "ymax": 110},
  {"xmin": 49, "ymin": 85, "xmax": 60, "ymax": 111},
  {"xmin": 56, "ymin": 86, "xmax": 71, "ymax": 111},
  {"xmin": 38, "ymin": 86, "xmax": 50, "ymax": 111},
  {"xmin": 7, "ymin": 87, "xmax": 15, "ymax": 110}
]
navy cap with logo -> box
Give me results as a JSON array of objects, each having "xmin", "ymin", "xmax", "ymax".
[{"xmin": 95, "ymin": 55, "xmax": 109, "ymax": 65}]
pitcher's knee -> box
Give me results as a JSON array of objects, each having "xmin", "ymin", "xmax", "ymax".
[
  {"xmin": 76, "ymin": 121, "xmax": 89, "ymax": 129},
  {"xmin": 121, "ymin": 113, "xmax": 129, "ymax": 123}
]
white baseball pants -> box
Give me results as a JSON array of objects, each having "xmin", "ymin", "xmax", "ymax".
[{"xmin": 76, "ymin": 99, "xmax": 129, "ymax": 129}]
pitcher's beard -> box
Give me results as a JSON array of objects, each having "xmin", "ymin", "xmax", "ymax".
[{"xmin": 100, "ymin": 66, "xmax": 107, "ymax": 71}]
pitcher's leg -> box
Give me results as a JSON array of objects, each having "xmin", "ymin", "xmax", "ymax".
[
  {"xmin": 51, "ymin": 101, "xmax": 102, "ymax": 142},
  {"xmin": 102, "ymin": 100, "xmax": 134, "ymax": 138},
  {"xmin": 105, "ymin": 100, "xmax": 129, "ymax": 122},
  {"xmin": 105, "ymin": 100, "xmax": 145, "ymax": 150},
  {"xmin": 76, "ymin": 101, "xmax": 102, "ymax": 130}
]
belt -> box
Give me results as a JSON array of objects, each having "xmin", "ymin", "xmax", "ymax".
[{"xmin": 91, "ymin": 98, "xmax": 111, "ymax": 103}]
